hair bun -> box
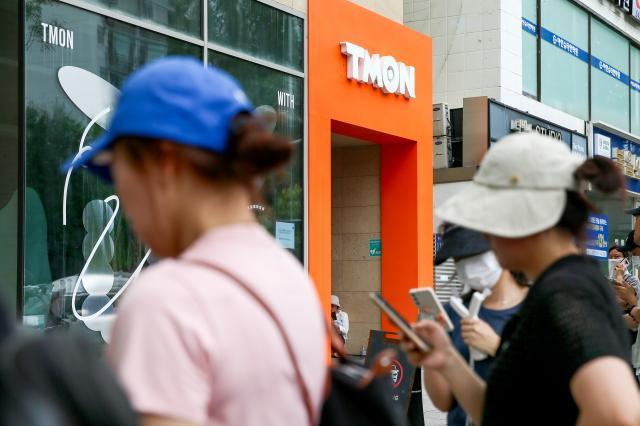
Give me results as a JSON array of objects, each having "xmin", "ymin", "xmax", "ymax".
[
  {"xmin": 229, "ymin": 114, "xmax": 292, "ymax": 178},
  {"xmin": 574, "ymin": 156, "xmax": 625, "ymax": 195}
]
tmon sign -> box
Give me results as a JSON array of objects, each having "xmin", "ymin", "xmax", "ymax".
[{"xmin": 340, "ymin": 42, "xmax": 416, "ymax": 99}]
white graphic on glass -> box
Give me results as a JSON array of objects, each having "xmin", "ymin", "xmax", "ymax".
[{"xmin": 58, "ymin": 66, "xmax": 151, "ymax": 341}]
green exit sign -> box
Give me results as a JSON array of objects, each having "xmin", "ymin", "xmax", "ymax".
[{"xmin": 369, "ymin": 239, "xmax": 381, "ymax": 257}]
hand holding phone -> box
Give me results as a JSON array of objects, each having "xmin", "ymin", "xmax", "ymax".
[
  {"xmin": 369, "ymin": 293, "xmax": 430, "ymax": 353},
  {"xmin": 409, "ymin": 288, "xmax": 454, "ymax": 332}
]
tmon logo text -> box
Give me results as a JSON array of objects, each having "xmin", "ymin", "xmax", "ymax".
[
  {"xmin": 41, "ymin": 22, "xmax": 74, "ymax": 50},
  {"xmin": 340, "ymin": 42, "xmax": 416, "ymax": 99}
]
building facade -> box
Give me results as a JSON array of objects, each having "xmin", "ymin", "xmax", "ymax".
[
  {"xmin": 408, "ymin": 0, "xmax": 640, "ymax": 279},
  {"xmin": 2, "ymin": 0, "xmax": 306, "ymax": 341},
  {"xmin": 0, "ymin": 0, "xmax": 434, "ymax": 360}
]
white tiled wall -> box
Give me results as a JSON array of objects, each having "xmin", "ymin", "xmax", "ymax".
[
  {"xmin": 272, "ymin": 0, "xmax": 306, "ymax": 14},
  {"xmin": 404, "ymin": 0, "xmax": 589, "ymax": 132},
  {"xmin": 349, "ymin": 0, "xmax": 403, "ymax": 23},
  {"xmin": 404, "ymin": 0, "xmax": 522, "ymax": 109}
]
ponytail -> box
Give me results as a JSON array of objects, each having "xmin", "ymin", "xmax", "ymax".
[{"xmin": 556, "ymin": 157, "xmax": 625, "ymax": 236}]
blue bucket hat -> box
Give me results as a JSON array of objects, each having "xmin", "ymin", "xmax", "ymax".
[{"xmin": 61, "ymin": 56, "xmax": 253, "ymax": 182}]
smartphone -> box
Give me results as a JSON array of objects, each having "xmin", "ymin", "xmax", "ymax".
[
  {"xmin": 609, "ymin": 257, "xmax": 630, "ymax": 280},
  {"xmin": 409, "ymin": 287, "xmax": 454, "ymax": 332},
  {"xmin": 369, "ymin": 293, "xmax": 431, "ymax": 353}
]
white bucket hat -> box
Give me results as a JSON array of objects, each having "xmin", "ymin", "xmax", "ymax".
[
  {"xmin": 437, "ymin": 133, "xmax": 584, "ymax": 238},
  {"xmin": 331, "ymin": 295, "xmax": 341, "ymax": 307}
]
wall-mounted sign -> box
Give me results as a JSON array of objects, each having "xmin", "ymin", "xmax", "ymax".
[
  {"xmin": 509, "ymin": 119, "xmax": 563, "ymax": 141},
  {"xmin": 275, "ymin": 221, "xmax": 295, "ymax": 250},
  {"xmin": 340, "ymin": 42, "xmax": 416, "ymax": 99},
  {"xmin": 41, "ymin": 22, "xmax": 74, "ymax": 50},
  {"xmin": 594, "ymin": 133, "xmax": 612, "ymax": 158},
  {"xmin": 633, "ymin": 1, "xmax": 640, "ymax": 22},
  {"xmin": 593, "ymin": 126, "xmax": 640, "ymax": 193},
  {"xmin": 586, "ymin": 214, "xmax": 609, "ymax": 259},
  {"xmin": 610, "ymin": 0, "xmax": 631, "ymax": 14},
  {"xmin": 369, "ymin": 239, "xmax": 382, "ymax": 257},
  {"xmin": 489, "ymin": 100, "xmax": 580, "ymax": 148}
]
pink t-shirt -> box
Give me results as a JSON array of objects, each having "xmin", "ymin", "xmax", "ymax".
[{"xmin": 107, "ymin": 224, "xmax": 326, "ymax": 425}]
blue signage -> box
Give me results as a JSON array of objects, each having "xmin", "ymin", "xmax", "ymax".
[
  {"xmin": 586, "ymin": 214, "xmax": 609, "ymax": 259},
  {"xmin": 540, "ymin": 27, "xmax": 589, "ymax": 63},
  {"xmin": 521, "ymin": 17, "xmax": 537, "ymax": 36},
  {"xmin": 593, "ymin": 127, "xmax": 640, "ymax": 193},
  {"xmin": 591, "ymin": 55, "xmax": 630, "ymax": 85},
  {"xmin": 528, "ymin": 24, "xmax": 635, "ymax": 87}
]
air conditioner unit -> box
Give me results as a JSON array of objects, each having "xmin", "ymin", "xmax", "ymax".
[
  {"xmin": 434, "ymin": 136, "xmax": 452, "ymax": 169},
  {"xmin": 433, "ymin": 103, "xmax": 450, "ymax": 137}
]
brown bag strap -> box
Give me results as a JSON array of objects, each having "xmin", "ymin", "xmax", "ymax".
[{"xmin": 184, "ymin": 259, "xmax": 315, "ymax": 426}]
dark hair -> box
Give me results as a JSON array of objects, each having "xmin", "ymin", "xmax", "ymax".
[
  {"xmin": 608, "ymin": 245, "xmax": 628, "ymax": 257},
  {"xmin": 115, "ymin": 113, "xmax": 292, "ymax": 183},
  {"xmin": 556, "ymin": 157, "xmax": 625, "ymax": 237}
]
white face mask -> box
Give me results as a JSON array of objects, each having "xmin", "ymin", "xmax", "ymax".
[{"xmin": 455, "ymin": 251, "xmax": 503, "ymax": 291}]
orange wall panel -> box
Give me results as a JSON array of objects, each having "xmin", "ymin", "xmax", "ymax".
[{"xmin": 309, "ymin": 0, "xmax": 433, "ymax": 329}]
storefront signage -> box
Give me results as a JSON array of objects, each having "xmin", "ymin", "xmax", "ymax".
[
  {"xmin": 277, "ymin": 90, "xmax": 295, "ymax": 109},
  {"xmin": 593, "ymin": 126, "xmax": 640, "ymax": 193},
  {"xmin": 539, "ymin": 27, "xmax": 589, "ymax": 62},
  {"xmin": 41, "ymin": 23, "xmax": 74, "ymax": 50},
  {"xmin": 490, "ymin": 101, "xmax": 573, "ymax": 145},
  {"xmin": 510, "ymin": 119, "xmax": 563, "ymax": 141},
  {"xmin": 595, "ymin": 133, "xmax": 612, "ymax": 158},
  {"xmin": 591, "ymin": 56, "xmax": 630, "ymax": 84},
  {"xmin": 572, "ymin": 135, "xmax": 588, "ymax": 159},
  {"xmin": 521, "ymin": 17, "xmax": 537, "ymax": 36},
  {"xmin": 340, "ymin": 42, "xmax": 416, "ymax": 99},
  {"xmin": 633, "ymin": 1, "xmax": 640, "ymax": 22},
  {"xmin": 609, "ymin": 0, "xmax": 631, "ymax": 14},
  {"xmin": 586, "ymin": 214, "xmax": 609, "ymax": 259}
]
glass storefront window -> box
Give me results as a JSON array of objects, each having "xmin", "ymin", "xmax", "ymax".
[
  {"xmin": 84, "ymin": 0, "xmax": 202, "ymax": 37},
  {"xmin": 589, "ymin": 192, "xmax": 636, "ymax": 276},
  {"xmin": 0, "ymin": 0, "xmax": 19, "ymax": 314},
  {"xmin": 522, "ymin": 0, "xmax": 537, "ymax": 97},
  {"xmin": 208, "ymin": 0, "xmax": 304, "ymax": 71},
  {"xmin": 209, "ymin": 50, "xmax": 304, "ymax": 261},
  {"xmin": 631, "ymin": 47, "xmax": 640, "ymax": 136},
  {"xmin": 540, "ymin": 0, "xmax": 589, "ymax": 120},
  {"xmin": 591, "ymin": 18, "xmax": 630, "ymax": 132},
  {"xmin": 24, "ymin": 0, "xmax": 201, "ymax": 338}
]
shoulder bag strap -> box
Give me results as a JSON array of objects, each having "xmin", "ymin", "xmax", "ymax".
[{"xmin": 184, "ymin": 258, "xmax": 316, "ymax": 426}]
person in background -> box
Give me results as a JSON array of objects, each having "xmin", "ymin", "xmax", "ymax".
[
  {"xmin": 612, "ymin": 237, "xmax": 640, "ymax": 383},
  {"xmin": 63, "ymin": 57, "xmax": 326, "ymax": 426},
  {"xmin": 403, "ymin": 133, "xmax": 640, "ymax": 426},
  {"xmin": 613, "ymin": 233, "xmax": 640, "ymax": 314},
  {"xmin": 428, "ymin": 224, "xmax": 528, "ymax": 426},
  {"xmin": 331, "ymin": 295, "xmax": 349, "ymax": 343}
]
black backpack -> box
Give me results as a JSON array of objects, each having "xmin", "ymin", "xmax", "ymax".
[{"xmin": 0, "ymin": 328, "xmax": 137, "ymax": 426}]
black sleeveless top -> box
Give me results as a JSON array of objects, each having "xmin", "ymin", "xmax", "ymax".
[{"xmin": 481, "ymin": 255, "xmax": 630, "ymax": 425}]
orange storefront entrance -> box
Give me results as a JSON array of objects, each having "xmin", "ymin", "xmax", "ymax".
[{"xmin": 308, "ymin": 0, "xmax": 433, "ymax": 331}]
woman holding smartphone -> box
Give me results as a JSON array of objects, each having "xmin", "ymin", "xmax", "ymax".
[
  {"xmin": 428, "ymin": 225, "xmax": 527, "ymax": 426},
  {"xmin": 404, "ymin": 133, "xmax": 640, "ymax": 425}
]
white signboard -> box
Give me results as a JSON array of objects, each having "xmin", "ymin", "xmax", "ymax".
[
  {"xmin": 594, "ymin": 133, "xmax": 612, "ymax": 158},
  {"xmin": 275, "ymin": 221, "xmax": 295, "ymax": 250},
  {"xmin": 340, "ymin": 42, "xmax": 416, "ymax": 99}
]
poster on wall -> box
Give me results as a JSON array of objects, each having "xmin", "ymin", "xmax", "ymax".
[
  {"xmin": 275, "ymin": 221, "xmax": 296, "ymax": 249},
  {"xmin": 586, "ymin": 214, "xmax": 609, "ymax": 259}
]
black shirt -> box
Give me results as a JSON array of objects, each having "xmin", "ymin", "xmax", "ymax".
[{"xmin": 481, "ymin": 255, "xmax": 630, "ymax": 425}]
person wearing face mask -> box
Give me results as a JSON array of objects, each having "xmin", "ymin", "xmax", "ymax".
[{"xmin": 427, "ymin": 224, "xmax": 528, "ymax": 426}]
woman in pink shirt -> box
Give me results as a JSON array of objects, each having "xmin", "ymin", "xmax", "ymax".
[{"xmin": 63, "ymin": 57, "xmax": 326, "ymax": 426}]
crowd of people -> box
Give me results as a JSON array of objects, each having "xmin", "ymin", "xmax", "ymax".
[{"xmin": 0, "ymin": 56, "xmax": 639, "ymax": 425}]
